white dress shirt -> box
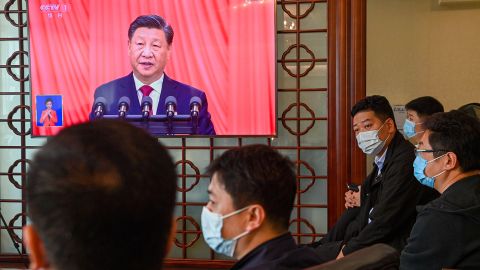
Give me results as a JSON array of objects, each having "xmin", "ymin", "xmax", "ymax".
[
  {"xmin": 374, "ymin": 147, "xmax": 388, "ymax": 176},
  {"xmin": 133, "ymin": 74, "xmax": 164, "ymax": 115}
]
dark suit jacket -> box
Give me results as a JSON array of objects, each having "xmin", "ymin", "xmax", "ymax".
[
  {"xmin": 341, "ymin": 131, "xmax": 438, "ymax": 254},
  {"xmin": 90, "ymin": 73, "xmax": 216, "ymax": 135},
  {"xmin": 232, "ymin": 233, "xmax": 327, "ymax": 270}
]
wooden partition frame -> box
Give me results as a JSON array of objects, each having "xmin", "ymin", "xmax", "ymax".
[{"xmin": 327, "ymin": 0, "xmax": 367, "ymax": 228}]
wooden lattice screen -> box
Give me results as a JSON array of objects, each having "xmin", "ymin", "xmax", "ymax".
[{"xmin": 0, "ymin": 0, "xmax": 365, "ymax": 267}]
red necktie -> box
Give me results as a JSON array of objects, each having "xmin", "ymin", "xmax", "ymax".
[
  {"xmin": 140, "ymin": 85, "xmax": 154, "ymax": 97},
  {"xmin": 140, "ymin": 85, "xmax": 154, "ymax": 115}
]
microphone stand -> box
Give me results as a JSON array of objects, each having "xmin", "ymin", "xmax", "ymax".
[
  {"xmin": 166, "ymin": 113, "xmax": 173, "ymax": 135},
  {"xmin": 0, "ymin": 208, "xmax": 28, "ymax": 268},
  {"xmin": 191, "ymin": 112, "xmax": 199, "ymax": 135}
]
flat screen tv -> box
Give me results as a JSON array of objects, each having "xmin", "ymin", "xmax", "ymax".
[{"xmin": 28, "ymin": 0, "xmax": 276, "ymax": 137}]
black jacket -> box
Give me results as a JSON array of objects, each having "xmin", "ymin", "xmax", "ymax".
[
  {"xmin": 400, "ymin": 174, "xmax": 480, "ymax": 269},
  {"xmin": 231, "ymin": 233, "xmax": 326, "ymax": 270},
  {"xmin": 342, "ymin": 132, "xmax": 438, "ymax": 254}
]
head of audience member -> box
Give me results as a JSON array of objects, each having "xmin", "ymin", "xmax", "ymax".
[
  {"xmin": 414, "ymin": 110, "xmax": 480, "ymax": 193},
  {"xmin": 128, "ymin": 14, "xmax": 174, "ymax": 85},
  {"xmin": 351, "ymin": 95, "xmax": 397, "ymax": 157},
  {"xmin": 202, "ymin": 144, "xmax": 296, "ymax": 259},
  {"xmin": 458, "ymin": 102, "xmax": 480, "ymax": 122},
  {"xmin": 404, "ymin": 96, "xmax": 444, "ymax": 144},
  {"xmin": 24, "ymin": 120, "xmax": 177, "ymax": 270}
]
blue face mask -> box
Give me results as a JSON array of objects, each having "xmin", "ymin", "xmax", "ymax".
[
  {"xmin": 403, "ymin": 119, "xmax": 416, "ymax": 138},
  {"xmin": 413, "ymin": 154, "xmax": 447, "ymax": 188},
  {"xmin": 403, "ymin": 119, "xmax": 424, "ymax": 139},
  {"xmin": 201, "ymin": 206, "xmax": 250, "ymax": 257}
]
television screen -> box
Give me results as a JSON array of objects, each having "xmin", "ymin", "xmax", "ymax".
[{"xmin": 28, "ymin": 0, "xmax": 276, "ymax": 136}]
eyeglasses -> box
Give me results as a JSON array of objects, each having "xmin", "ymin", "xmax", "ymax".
[{"xmin": 414, "ymin": 149, "xmax": 450, "ymax": 156}]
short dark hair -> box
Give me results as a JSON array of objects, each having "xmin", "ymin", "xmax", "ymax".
[
  {"xmin": 128, "ymin": 15, "xmax": 174, "ymax": 45},
  {"xmin": 27, "ymin": 120, "xmax": 177, "ymax": 270},
  {"xmin": 45, "ymin": 98, "xmax": 53, "ymax": 105},
  {"xmin": 424, "ymin": 110, "xmax": 480, "ymax": 172},
  {"xmin": 207, "ymin": 145, "xmax": 296, "ymax": 230},
  {"xmin": 458, "ymin": 103, "xmax": 480, "ymax": 121},
  {"xmin": 405, "ymin": 96, "xmax": 444, "ymax": 117},
  {"xmin": 351, "ymin": 95, "xmax": 395, "ymax": 124}
]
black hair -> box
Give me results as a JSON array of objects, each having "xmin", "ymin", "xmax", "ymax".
[
  {"xmin": 128, "ymin": 15, "xmax": 174, "ymax": 45},
  {"xmin": 405, "ymin": 96, "xmax": 444, "ymax": 117},
  {"xmin": 351, "ymin": 95, "xmax": 396, "ymax": 125},
  {"xmin": 45, "ymin": 98, "xmax": 53, "ymax": 105},
  {"xmin": 26, "ymin": 120, "xmax": 177, "ymax": 270},
  {"xmin": 425, "ymin": 110, "xmax": 480, "ymax": 172},
  {"xmin": 207, "ymin": 145, "xmax": 296, "ymax": 230},
  {"xmin": 458, "ymin": 103, "xmax": 480, "ymax": 121}
]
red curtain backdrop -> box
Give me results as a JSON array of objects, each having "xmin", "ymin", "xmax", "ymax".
[{"xmin": 29, "ymin": 0, "xmax": 275, "ymax": 136}]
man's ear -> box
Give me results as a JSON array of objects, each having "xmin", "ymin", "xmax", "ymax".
[
  {"xmin": 166, "ymin": 45, "xmax": 172, "ymax": 62},
  {"xmin": 444, "ymin": 152, "xmax": 458, "ymax": 171},
  {"xmin": 23, "ymin": 225, "xmax": 48, "ymax": 270},
  {"xmin": 245, "ymin": 205, "xmax": 265, "ymax": 232},
  {"xmin": 165, "ymin": 218, "xmax": 177, "ymax": 256},
  {"xmin": 387, "ymin": 117, "xmax": 396, "ymax": 133},
  {"xmin": 127, "ymin": 39, "xmax": 133, "ymax": 55}
]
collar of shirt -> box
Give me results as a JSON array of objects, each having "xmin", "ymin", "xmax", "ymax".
[
  {"xmin": 133, "ymin": 73, "xmax": 164, "ymax": 96},
  {"xmin": 132, "ymin": 73, "xmax": 164, "ymax": 114},
  {"xmin": 374, "ymin": 147, "xmax": 388, "ymax": 174}
]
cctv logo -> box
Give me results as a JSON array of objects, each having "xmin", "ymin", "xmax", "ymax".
[
  {"xmin": 40, "ymin": 4, "xmax": 69, "ymax": 12},
  {"xmin": 40, "ymin": 3, "xmax": 69, "ymax": 19}
]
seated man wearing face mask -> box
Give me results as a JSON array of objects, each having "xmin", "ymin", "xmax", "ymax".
[
  {"xmin": 311, "ymin": 95, "xmax": 437, "ymax": 260},
  {"xmin": 403, "ymin": 96, "xmax": 444, "ymax": 145},
  {"xmin": 201, "ymin": 145, "xmax": 325, "ymax": 269},
  {"xmin": 343, "ymin": 96, "xmax": 444, "ymax": 220},
  {"xmin": 400, "ymin": 110, "xmax": 480, "ymax": 269}
]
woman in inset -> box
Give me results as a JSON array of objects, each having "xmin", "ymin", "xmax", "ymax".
[{"xmin": 39, "ymin": 98, "xmax": 58, "ymax": 126}]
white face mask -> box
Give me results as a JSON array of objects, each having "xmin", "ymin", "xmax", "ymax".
[
  {"xmin": 356, "ymin": 122, "xmax": 390, "ymax": 156},
  {"xmin": 201, "ymin": 206, "xmax": 250, "ymax": 257}
]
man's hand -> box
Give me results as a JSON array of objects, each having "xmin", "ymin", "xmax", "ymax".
[
  {"xmin": 344, "ymin": 186, "xmax": 361, "ymax": 208},
  {"xmin": 336, "ymin": 245, "xmax": 346, "ymax": 259}
]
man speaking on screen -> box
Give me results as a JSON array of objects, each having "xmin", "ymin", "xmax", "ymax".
[{"xmin": 90, "ymin": 14, "xmax": 216, "ymax": 135}]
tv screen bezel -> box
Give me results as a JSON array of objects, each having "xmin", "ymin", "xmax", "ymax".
[{"xmin": 27, "ymin": 1, "xmax": 278, "ymax": 138}]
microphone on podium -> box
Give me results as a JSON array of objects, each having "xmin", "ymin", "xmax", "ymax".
[
  {"xmin": 165, "ymin": 96, "xmax": 177, "ymax": 118},
  {"xmin": 118, "ymin": 96, "xmax": 130, "ymax": 118},
  {"xmin": 141, "ymin": 96, "xmax": 153, "ymax": 119},
  {"xmin": 189, "ymin": 96, "xmax": 202, "ymax": 118},
  {"xmin": 94, "ymin": 97, "xmax": 107, "ymax": 119}
]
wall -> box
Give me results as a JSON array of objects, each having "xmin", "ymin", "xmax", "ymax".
[{"xmin": 367, "ymin": 0, "xmax": 480, "ymax": 110}]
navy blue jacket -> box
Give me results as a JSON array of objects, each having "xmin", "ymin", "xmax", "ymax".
[
  {"xmin": 232, "ymin": 233, "xmax": 326, "ymax": 270},
  {"xmin": 90, "ymin": 73, "xmax": 215, "ymax": 135}
]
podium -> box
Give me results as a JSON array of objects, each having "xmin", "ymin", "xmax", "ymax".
[{"xmin": 101, "ymin": 114, "xmax": 199, "ymax": 136}]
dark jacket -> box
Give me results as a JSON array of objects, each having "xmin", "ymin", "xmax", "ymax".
[
  {"xmin": 341, "ymin": 132, "xmax": 438, "ymax": 254},
  {"xmin": 231, "ymin": 233, "xmax": 326, "ymax": 270},
  {"xmin": 400, "ymin": 174, "xmax": 480, "ymax": 269}
]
